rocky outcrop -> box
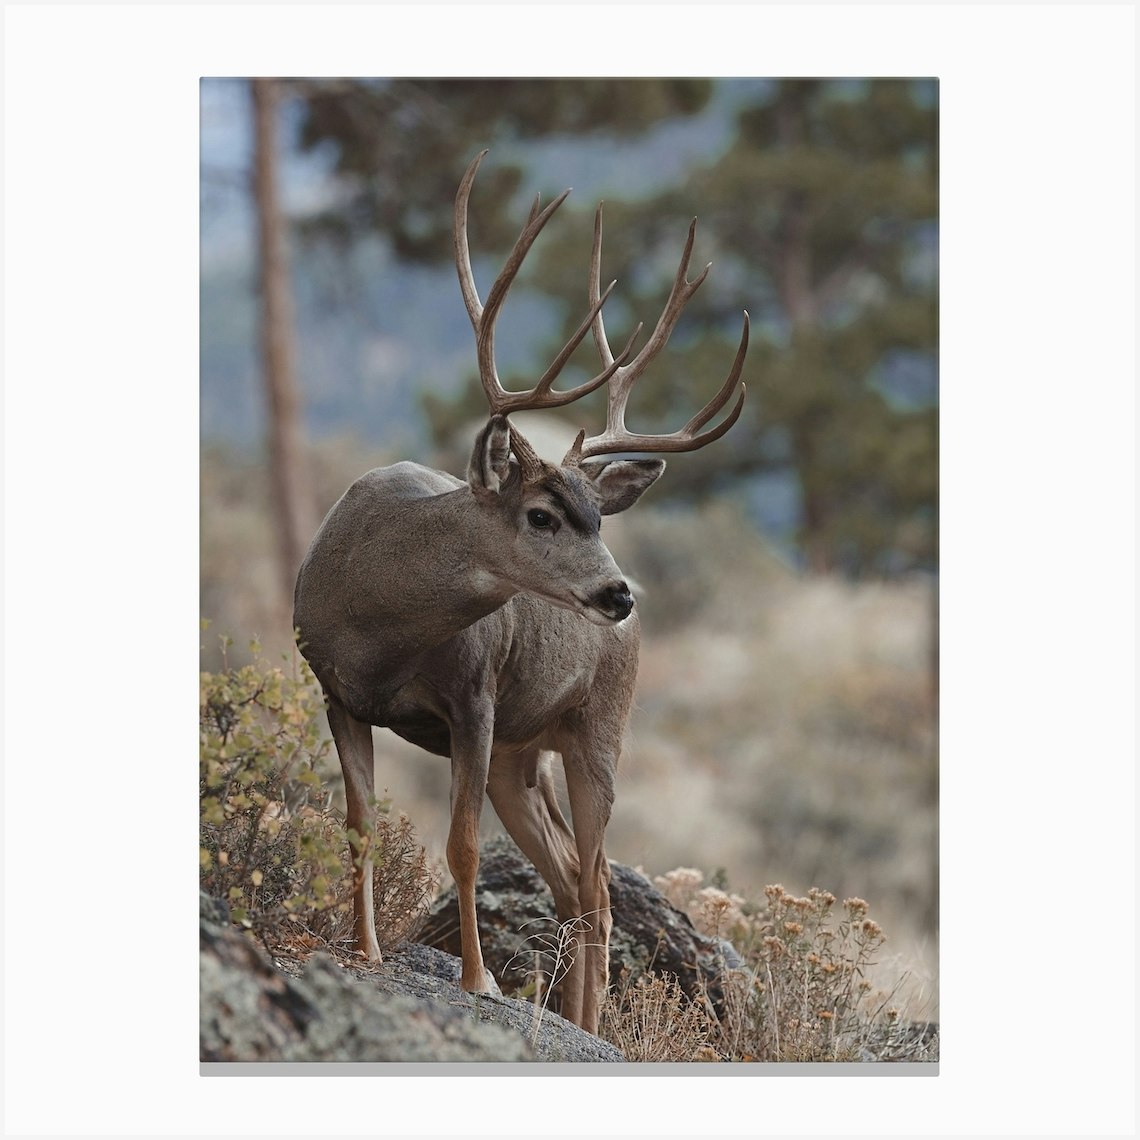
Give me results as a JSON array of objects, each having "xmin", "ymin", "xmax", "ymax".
[
  {"xmin": 336, "ymin": 942, "xmax": 624, "ymax": 1063},
  {"xmin": 199, "ymin": 891, "xmax": 622, "ymax": 1063},
  {"xmin": 200, "ymin": 835, "xmax": 744, "ymax": 1063},
  {"xmin": 421, "ymin": 836, "xmax": 740, "ymax": 1016}
]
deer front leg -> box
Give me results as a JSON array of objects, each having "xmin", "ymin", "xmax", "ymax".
[
  {"xmin": 326, "ymin": 698, "xmax": 382, "ymax": 962},
  {"xmin": 447, "ymin": 704, "xmax": 501, "ymax": 997}
]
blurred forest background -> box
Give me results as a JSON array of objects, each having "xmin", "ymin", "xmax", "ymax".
[{"xmin": 200, "ymin": 78, "xmax": 938, "ymax": 1013}]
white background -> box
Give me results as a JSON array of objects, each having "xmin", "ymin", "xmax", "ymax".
[{"xmin": 3, "ymin": 3, "xmax": 1134, "ymax": 1137}]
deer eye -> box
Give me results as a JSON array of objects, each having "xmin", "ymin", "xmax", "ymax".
[{"xmin": 527, "ymin": 508, "xmax": 554, "ymax": 529}]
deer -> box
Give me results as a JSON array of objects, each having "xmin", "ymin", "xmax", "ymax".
[{"xmin": 293, "ymin": 149, "xmax": 749, "ymax": 1034}]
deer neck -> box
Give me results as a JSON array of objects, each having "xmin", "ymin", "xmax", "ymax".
[{"xmin": 353, "ymin": 484, "xmax": 519, "ymax": 656}]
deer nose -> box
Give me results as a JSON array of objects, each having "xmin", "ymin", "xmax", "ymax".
[{"xmin": 596, "ymin": 581, "xmax": 634, "ymax": 622}]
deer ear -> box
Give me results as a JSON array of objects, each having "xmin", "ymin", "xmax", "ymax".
[
  {"xmin": 469, "ymin": 415, "xmax": 512, "ymax": 499},
  {"xmin": 580, "ymin": 458, "xmax": 666, "ymax": 516}
]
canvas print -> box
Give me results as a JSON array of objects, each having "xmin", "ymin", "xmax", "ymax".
[{"xmin": 199, "ymin": 77, "xmax": 938, "ymax": 1064}]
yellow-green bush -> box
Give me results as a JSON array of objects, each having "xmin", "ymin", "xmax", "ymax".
[{"xmin": 199, "ymin": 631, "xmax": 436, "ymax": 953}]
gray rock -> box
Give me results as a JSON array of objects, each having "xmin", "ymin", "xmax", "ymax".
[
  {"xmin": 199, "ymin": 890, "xmax": 230, "ymax": 927},
  {"xmin": 282, "ymin": 955, "xmax": 533, "ymax": 1063},
  {"xmin": 421, "ymin": 836, "xmax": 739, "ymax": 1017},
  {"xmin": 353, "ymin": 944, "xmax": 624, "ymax": 1063},
  {"xmin": 199, "ymin": 891, "xmax": 622, "ymax": 1063}
]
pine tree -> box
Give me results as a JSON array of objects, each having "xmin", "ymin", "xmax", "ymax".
[{"xmin": 530, "ymin": 79, "xmax": 939, "ymax": 575}]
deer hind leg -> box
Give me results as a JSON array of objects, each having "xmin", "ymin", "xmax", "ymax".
[
  {"xmin": 446, "ymin": 704, "xmax": 501, "ymax": 997},
  {"xmin": 325, "ymin": 698, "xmax": 382, "ymax": 962},
  {"xmin": 559, "ymin": 740, "xmax": 617, "ymax": 1035},
  {"xmin": 487, "ymin": 747, "xmax": 586, "ymax": 1020}
]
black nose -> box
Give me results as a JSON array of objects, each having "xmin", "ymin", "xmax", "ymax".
[{"xmin": 596, "ymin": 581, "xmax": 634, "ymax": 621}]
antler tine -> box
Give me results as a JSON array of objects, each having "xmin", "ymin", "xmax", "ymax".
[
  {"xmin": 473, "ymin": 188, "xmax": 571, "ymax": 412},
  {"xmin": 572, "ymin": 317, "xmax": 748, "ymax": 461},
  {"xmin": 454, "ymin": 149, "xmax": 490, "ymax": 328},
  {"xmin": 609, "ymin": 216, "xmax": 711, "ymax": 398},
  {"xmin": 455, "ymin": 150, "xmax": 572, "ymax": 412},
  {"xmin": 569, "ymin": 206, "xmax": 747, "ymax": 463},
  {"xmin": 530, "ymin": 281, "xmax": 641, "ymax": 407},
  {"xmin": 478, "ymin": 188, "xmax": 571, "ymax": 346},
  {"xmin": 589, "ymin": 203, "xmax": 617, "ymax": 371},
  {"xmin": 680, "ymin": 310, "xmax": 750, "ymax": 436},
  {"xmin": 454, "ymin": 150, "xmax": 649, "ymax": 419}
]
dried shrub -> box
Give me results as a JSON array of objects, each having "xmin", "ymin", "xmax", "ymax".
[
  {"xmin": 605, "ymin": 867, "xmax": 932, "ymax": 1063},
  {"xmin": 600, "ymin": 971, "xmax": 718, "ymax": 1062},
  {"xmin": 199, "ymin": 630, "xmax": 438, "ymax": 956},
  {"xmin": 714, "ymin": 884, "xmax": 894, "ymax": 1061}
]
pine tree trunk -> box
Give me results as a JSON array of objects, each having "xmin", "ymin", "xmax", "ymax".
[{"xmin": 251, "ymin": 77, "xmax": 314, "ymax": 628}]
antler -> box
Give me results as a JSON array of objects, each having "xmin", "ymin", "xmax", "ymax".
[
  {"xmin": 454, "ymin": 150, "xmax": 639, "ymax": 418},
  {"xmin": 563, "ymin": 203, "xmax": 749, "ymax": 464}
]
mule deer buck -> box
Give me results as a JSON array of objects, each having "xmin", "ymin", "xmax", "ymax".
[{"xmin": 293, "ymin": 150, "xmax": 748, "ymax": 1034}]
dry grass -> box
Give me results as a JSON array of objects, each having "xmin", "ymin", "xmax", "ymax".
[
  {"xmin": 601, "ymin": 971, "xmax": 718, "ymax": 1062},
  {"xmin": 502, "ymin": 912, "xmax": 606, "ymax": 1047}
]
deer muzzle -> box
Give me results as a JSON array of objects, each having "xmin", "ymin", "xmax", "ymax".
[{"xmin": 591, "ymin": 580, "xmax": 634, "ymax": 623}]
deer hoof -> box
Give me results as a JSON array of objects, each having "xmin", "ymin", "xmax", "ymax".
[
  {"xmin": 461, "ymin": 968, "xmax": 502, "ymax": 998},
  {"xmin": 354, "ymin": 935, "xmax": 382, "ymax": 963}
]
